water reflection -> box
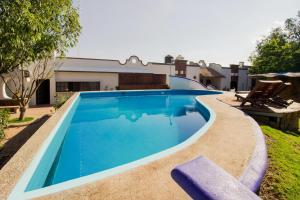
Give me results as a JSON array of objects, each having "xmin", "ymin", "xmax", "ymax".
[{"xmin": 72, "ymin": 95, "xmax": 202, "ymax": 123}]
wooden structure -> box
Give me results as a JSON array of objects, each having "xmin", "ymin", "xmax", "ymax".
[
  {"xmin": 218, "ymin": 92, "xmax": 300, "ymax": 131},
  {"xmin": 241, "ymin": 106, "xmax": 300, "ymax": 131},
  {"xmin": 118, "ymin": 73, "xmax": 168, "ymax": 90},
  {"xmin": 0, "ymin": 106, "xmax": 19, "ymax": 113}
]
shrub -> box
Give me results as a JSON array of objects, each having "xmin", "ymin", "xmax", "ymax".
[
  {"xmin": 0, "ymin": 109, "xmax": 10, "ymax": 140},
  {"xmin": 54, "ymin": 96, "xmax": 69, "ymax": 110}
]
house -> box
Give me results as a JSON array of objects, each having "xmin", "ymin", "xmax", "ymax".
[
  {"xmin": 203, "ymin": 62, "xmax": 252, "ymax": 91},
  {"xmin": 0, "ymin": 55, "xmax": 252, "ymax": 106}
]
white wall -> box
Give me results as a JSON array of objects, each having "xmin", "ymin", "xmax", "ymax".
[
  {"xmin": 208, "ymin": 64, "xmax": 251, "ymax": 91},
  {"xmin": 238, "ymin": 69, "xmax": 251, "ymax": 91},
  {"xmin": 204, "ymin": 63, "xmax": 226, "ymax": 90},
  {"xmin": 220, "ymin": 67, "xmax": 231, "ymax": 90},
  {"xmin": 169, "ymin": 76, "xmax": 206, "ymax": 90},
  {"xmin": 58, "ymin": 56, "xmax": 176, "ymax": 85},
  {"xmin": 55, "ymin": 71, "xmax": 118, "ymax": 90},
  {"xmin": 147, "ymin": 63, "xmax": 175, "ymax": 84},
  {"xmin": 0, "ymin": 78, "xmax": 11, "ymax": 99},
  {"xmin": 186, "ymin": 66, "xmax": 200, "ymax": 81}
]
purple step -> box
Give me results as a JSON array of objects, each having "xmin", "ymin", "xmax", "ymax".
[{"xmin": 171, "ymin": 156, "xmax": 261, "ymax": 200}]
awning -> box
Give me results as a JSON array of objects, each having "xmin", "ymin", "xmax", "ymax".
[
  {"xmin": 54, "ymin": 65, "xmax": 152, "ymax": 74},
  {"xmin": 200, "ymin": 67, "xmax": 225, "ymax": 78},
  {"xmin": 250, "ymin": 72, "xmax": 300, "ymax": 78}
]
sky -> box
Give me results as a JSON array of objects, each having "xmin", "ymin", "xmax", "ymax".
[{"xmin": 68, "ymin": 0, "xmax": 300, "ymax": 66}]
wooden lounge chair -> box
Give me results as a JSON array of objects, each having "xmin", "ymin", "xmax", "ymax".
[
  {"xmin": 235, "ymin": 80, "xmax": 284, "ymax": 107},
  {"xmin": 268, "ymin": 82, "xmax": 293, "ymax": 107}
]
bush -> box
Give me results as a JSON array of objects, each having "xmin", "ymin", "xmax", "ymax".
[
  {"xmin": 0, "ymin": 109, "xmax": 10, "ymax": 140},
  {"xmin": 54, "ymin": 96, "xmax": 68, "ymax": 110}
]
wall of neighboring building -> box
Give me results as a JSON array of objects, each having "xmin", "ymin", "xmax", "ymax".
[
  {"xmin": 0, "ymin": 72, "xmax": 40, "ymax": 106},
  {"xmin": 205, "ymin": 63, "xmax": 225, "ymax": 90},
  {"xmin": 0, "ymin": 55, "xmax": 253, "ymax": 106},
  {"xmin": 186, "ymin": 66, "xmax": 200, "ymax": 81},
  {"xmin": 59, "ymin": 57, "xmax": 175, "ymax": 85},
  {"xmin": 220, "ymin": 67, "xmax": 231, "ymax": 90},
  {"xmin": 0, "ymin": 80, "xmax": 7, "ymax": 99},
  {"xmin": 169, "ymin": 76, "xmax": 206, "ymax": 90},
  {"xmin": 55, "ymin": 71, "xmax": 118, "ymax": 90},
  {"xmin": 174, "ymin": 59, "xmax": 187, "ymax": 77},
  {"xmin": 147, "ymin": 63, "xmax": 175, "ymax": 84},
  {"xmin": 237, "ymin": 69, "xmax": 251, "ymax": 91},
  {"xmin": 209, "ymin": 78, "xmax": 222, "ymax": 89}
]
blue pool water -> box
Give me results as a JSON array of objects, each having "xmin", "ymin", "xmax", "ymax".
[
  {"xmin": 46, "ymin": 94, "xmax": 206, "ymax": 186},
  {"xmin": 23, "ymin": 90, "xmax": 220, "ymax": 193}
]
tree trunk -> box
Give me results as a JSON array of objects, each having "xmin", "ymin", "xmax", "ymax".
[{"xmin": 19, "ymin": 106, "xmax": 26, "ymax": 121}]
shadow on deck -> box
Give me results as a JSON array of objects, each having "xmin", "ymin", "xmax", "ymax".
[{"xmin": 0, "ymin": 115, "xmax": 50, "ymax": 169}]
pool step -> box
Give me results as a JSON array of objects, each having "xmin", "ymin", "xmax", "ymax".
[{"xmin": 171, "ymin": 156, "xmax": 261, "ymax": 200}]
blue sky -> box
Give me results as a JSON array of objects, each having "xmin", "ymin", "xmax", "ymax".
[{"xmin": 68, "ymin": 0, "xmax": 300, "ymax": 66}]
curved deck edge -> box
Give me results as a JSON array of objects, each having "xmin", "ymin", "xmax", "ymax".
[{"xmin": 239, "ymin": 116, "xmax": 268, "ymax": 192}]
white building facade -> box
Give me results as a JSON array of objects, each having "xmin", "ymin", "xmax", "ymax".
[{"xmin": 0, "ymin": 55, "xmax": 252, "ymax": 106}]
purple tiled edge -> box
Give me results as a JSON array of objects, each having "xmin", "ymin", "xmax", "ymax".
[
  {"xmin": 239, "ymin": 116, "xmax": 268, "ymax": 192},
  {"xmin": 171, "ymin": 156, "xmax": 261, "ymax": 200},
  {"xmin": 171, "ymin": 115, "xmax": 268, "ymax": 199}
]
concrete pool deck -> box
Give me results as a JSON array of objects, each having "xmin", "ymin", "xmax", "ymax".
[{"xmin": 0, "ymin": 93, "xmax": 258, "ymax": 199}]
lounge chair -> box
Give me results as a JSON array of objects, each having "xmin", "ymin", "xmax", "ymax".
[
  {"xmin": 268, "ymin": 82, "xmax": 293, "ymax": 107},
  {"xmin": 235, "ymin": 80, "xmax": 287, "ymax": 107}
]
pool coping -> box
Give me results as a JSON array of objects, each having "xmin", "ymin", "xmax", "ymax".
[
  {"xmin": 7, "ymin": 90, "xmax": 219, "ymax": 199},
  {"xmin": 7, "ymin": 93, "xmax": 80, "ymax": 200}
]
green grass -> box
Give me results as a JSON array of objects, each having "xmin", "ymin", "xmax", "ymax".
[
  {"xmin": 8, "ymin": 117, "xmax": 34, "ymax": 124},
  {"xmin": 259, "ymin": 125, "xmax": 300, "ymax": 200}
]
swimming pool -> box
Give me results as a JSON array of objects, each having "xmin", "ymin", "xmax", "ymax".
[{"xmin": 9, "ymin": 90, "xmax": 220, "ymax": 199}]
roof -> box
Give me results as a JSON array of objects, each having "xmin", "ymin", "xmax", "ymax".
[
  {"xmin": 59, "ymin": 56, "xmax": 123, "ymax": 63},
  {"xmin": 60, "ymin": 56, "xmax": 173, "ymax": 67},
  {"xmin": 250, "ymin": 72, "xmax": 300, "ymax": 78},
  {"xmin": 200, "ymin": 67, "xmax": 225, "ymax": 78},
  {"xmin": 54, "ymin": 65, "xmax": 152, "ymax": 74}
]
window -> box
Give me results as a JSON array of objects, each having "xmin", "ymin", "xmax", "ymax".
[
  {"xmin": 56, "ymin": 82, "xmax": 100, "ymax": 92},
  {"xmin": 56, "ymin": 82, "xmax": 68, "ymax": 92}
]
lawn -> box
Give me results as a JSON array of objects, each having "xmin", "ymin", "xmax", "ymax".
[
  {"xmin": 259, "ymin": 125, "xmax": 300, "ymax": 200},
  {"xmin": 8, "ymin": 117, "xmax": 34, "ymax": 124}
]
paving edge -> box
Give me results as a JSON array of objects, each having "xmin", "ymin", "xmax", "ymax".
[
  {"xmin": 239, "ymin": 115, "xmax": 268, "ymax": 193},
  {"xmin": 216, "ymin": 95, "xmax": 268, "ymax": 193}
]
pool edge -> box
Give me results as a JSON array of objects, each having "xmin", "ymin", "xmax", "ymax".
[
  {"xmin": 7, "ymin": 93, "xmax": 81, "ymax": 200},
  {"xmin": 7, "ymin": 90, "xmax": 218, "ymax": 199}
]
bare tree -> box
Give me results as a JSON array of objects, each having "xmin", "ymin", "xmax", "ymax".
[{"xmin": 0, "ymin": 58, "xmax": 56, "ymax": 120}]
